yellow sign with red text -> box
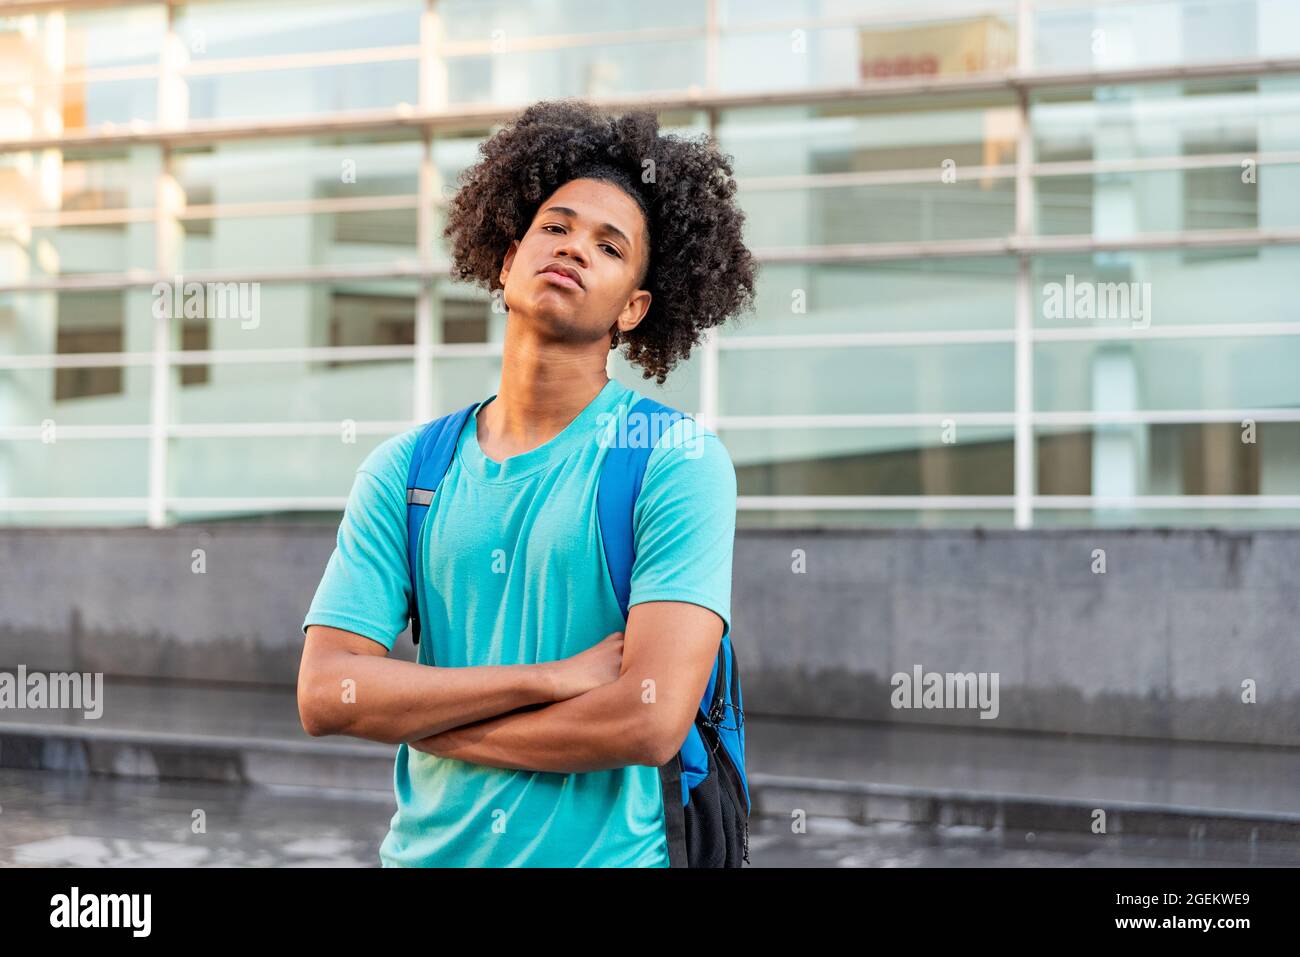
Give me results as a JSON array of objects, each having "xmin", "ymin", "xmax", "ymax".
[{"xmin": 859, "ymin": 17, "xmax": 1017, "ymax": 81}]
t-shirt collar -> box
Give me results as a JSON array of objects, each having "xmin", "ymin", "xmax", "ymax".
[{"xmin": 457, "ymin": 377, "xmax": 631, "ymax": 483}]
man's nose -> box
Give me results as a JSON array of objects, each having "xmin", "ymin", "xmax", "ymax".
[{"xmin": 552, "ymin": 237, "xmax": 588, "ymax": 267}]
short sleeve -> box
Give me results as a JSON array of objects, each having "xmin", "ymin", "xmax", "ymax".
[
  {"xmin": 627, "ymin": 419, "xmax": 738, "ymax": 639},
  {"xmin": 301, "ymin": 430, "xmax": 420, "ymax": 651}
]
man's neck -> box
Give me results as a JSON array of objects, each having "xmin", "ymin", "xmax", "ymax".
[{"xmin": 477, "ymin": 324, "xmax": 612, "ymax": 460}]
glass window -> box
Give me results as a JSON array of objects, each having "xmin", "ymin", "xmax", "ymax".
[
  {"xmin": 720, "ymin": 99, "xmax": 1019, "ymax": 246},
  {"xmin": 5, "ymin": 0, "xmax": 1300, "ymax": 530},
  {"xmin": 1036, "ymin": 165, "xmax": 1285, "ymax": 238},
  {"xmin": 0, "ymin": 289, "xmax": 154, "ymax": 359},
  {"xmin": 171, "ymin": 134, "xmax": 421, "ymax": 273},
  {"xmin": 1033, "ymin": 0, "xmax": 1298, "ymax": 72},
  {"xmin": 0, "ymin": 290, "xmax": 153, "ymax": 429},
  {"xmin": 439, "ymin": 0, "xmax": 704, "ymax": 41},
  {"xmin": 177, "ymin": 206, "xmax": 417, "ymax": 272},
  {"xmin": 723, "ymin": 424, "xmax": 1014, "ymax": 495},
  {"xmin": 1034, "ymin": 337, "xmax": 1300, "ymax": 413},
  {"xmin": 721, "ymin": 343, "xmax": 1015, "ymax": 416},
  {"xmin": 174, "ymin": 134, "xmax": 420, "ymax": 208},
  {"xmin": 742, "ymin": 176, "xmax": 1015, "ymax": 246},
  {"xmin": 732, "ymin": 259, "xmax": 1016, "ymax": 338},
  {"xmin": 432, "ymin": 0, "xmax": 708, "ymax": 105},
  {"xmin": 174, "ymin": 0, "xmax": 421, "ymax": 57},
  {"xmin": 185, "ymin": 62, "xmax": 419, "ymax": 122},
  {"xmin": 719, "ymin": 98, "xmax": 1020, "ymax": 179},
  {"xmin": 0, "ymin": 7, "xmax": 164, "ymax": 137},
  {"xmin": 171, "ymin": 358, "xmax": 413, "ymax": 425},
  {"xmin": 0, "ymin": 146, "xmax": 160, "ymax": 215},
  {"xmin": 11, "ymin": 222, "xmax": 156, "ymax": 278},
  {"xmin": 445, "ymin": 43, "xmax": 704, "ymax": 107},
  {"xmin": 0, "ymin": 145, "xmax": 162, "ymax": 283},
  {"xmin": 168, "ymin": 433, "xmax": 393, "ymax": 501},
  {"xmin": 1031, "ymin": 77, "xmax": 1300, "ymax": 165},
  {"xmin": 171, "ymin": 0, "xmax": 422, "ymax": 122},
  {"xmin": 3, "ymin": 362, "xmax": 152, "ymax": 427},
  {"xmin": 718, "ymin": 3, "xmax": 1018, "ymax": 92},
  {"xmin": 1033, "ymin": 248, "xmax": 1300, "ymax": 329},
  {"xmin": 2, "ymin": 438, "xmax": 150, "ymax": 499},
  {"xmin": 158, "ymin": 278, "xmax": 421, "ymax": 355},
  {"xmin": 1036, "ymin": 422, "xmax": 1300, "ymax": 497}
]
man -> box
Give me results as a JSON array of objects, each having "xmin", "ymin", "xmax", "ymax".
[{"xmin": 297, "ymin": 99, "xmax": 758, "ymax": 866}]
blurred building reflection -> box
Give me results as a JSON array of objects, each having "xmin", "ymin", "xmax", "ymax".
[{"xmin": 2, "ymin": 0, "xmax": 1299, "ymax": 529}]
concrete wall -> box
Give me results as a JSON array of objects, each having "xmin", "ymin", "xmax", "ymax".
[
  {"xmin": 733, "ymin": 528, "xmax": 1299, "ymax": 748},
  {"xmin": 1, "ymin": 525, "xmax": 1296, "ymax": 746}
]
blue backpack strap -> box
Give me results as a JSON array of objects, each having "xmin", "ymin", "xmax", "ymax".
[
  {"xmin": 596, "ymin": 395, "xmax": 685, "ymax": 620},
  {"xmin": 405, "ymin": 400, "xmax": 479, "ymax": 646},
  {"xmin": 597, "ymin": 396, "xmax": 748, "ymax": 829}
]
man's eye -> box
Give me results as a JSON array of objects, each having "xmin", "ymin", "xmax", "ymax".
[
  {"xmin": 542, "ymin": 224, "xmax": 564, "ymax": 234},
  {"xmin": 601, "ymin": 244, "xmax": 622, "ymax": 258}
]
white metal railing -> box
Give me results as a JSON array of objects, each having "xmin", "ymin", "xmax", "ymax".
[
  {"xmin": 4, "ymin": 407, "xmax": 1297, "ymax": 442},
  {"xmin": 7, "ymin": 56, "xmax": 1300, "ymax": 153},
  {"xmin": 2, "ymin": 0, "xmax": 1298, "ymax": 526},
  {"xmin": 6, "ymin": 319, "xmax": 1300, "ymax": 371},
  {"xmin": 8, "ymin": 225, "xmax": 1300, "ymax": 295},
  {"xmin": 6, "ymin": 495, "xmax": 1300, "ymax": 515}
]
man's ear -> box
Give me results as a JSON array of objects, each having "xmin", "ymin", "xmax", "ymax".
[
  {"xmin": 615, "ymin": 288, "xmax": 652, "ymax": 337},
  {"xmin": 498, "ymin": 240, "xmax": 519, "ymax": 286}
]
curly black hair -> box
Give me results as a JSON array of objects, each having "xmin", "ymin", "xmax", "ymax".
[{"xmin": 442, "ymin": 98, "xmax": 758, "ymax": 384}]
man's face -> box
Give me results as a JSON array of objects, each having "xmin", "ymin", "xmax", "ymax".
[{"xmin": 498, "ymin": 178, "xmax": 651, "ymax": 345}]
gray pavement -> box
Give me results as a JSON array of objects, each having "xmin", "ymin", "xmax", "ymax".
[
  {"xmin": 9, "ymin": 677, "xmax": 1300, "ymax": 815},
  {"xmin": 1, "ymin": 768, "xmax": 1295, "ymax": 867},
  {"xmin": 0, "ymin": 767, "xmax": 390, "ymax": 867},
  {"xmin": 5, "ymin": 677, "xmax": 1300, "ymax": 864}
]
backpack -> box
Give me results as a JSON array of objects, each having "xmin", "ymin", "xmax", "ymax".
[{"xmin": 402, "ymin": 393, "xmax": 750, "ymax": 867}]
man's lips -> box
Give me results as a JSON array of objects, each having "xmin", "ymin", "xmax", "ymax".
[{"xmin": 538, "ymin": 264, "xmax": 583, "ymax": 290}]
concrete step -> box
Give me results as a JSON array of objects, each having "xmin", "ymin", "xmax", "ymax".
[
  {"xmin": 0, "ymin": 678, "xmax": 393, "ymax": 792},
  {"xmin": 746, "ymin": 715, "xmax": 1300, "ymax": 843},
  {"xmin": 4, "ymin": 679, "xmax": 1300, "ymax": 843}
]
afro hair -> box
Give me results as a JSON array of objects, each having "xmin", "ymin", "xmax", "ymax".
[{"xmin": 442, "ymin": 98, "xmax": 758, "ymax": 384}]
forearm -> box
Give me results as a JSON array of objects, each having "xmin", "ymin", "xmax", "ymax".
[
  {"xmin": 409, "ymin": 673, "xmax": 656, "ymax": 773},
  {"xmin": 304, "ymin": 653, "xmax": 556, "ymax": 745}
]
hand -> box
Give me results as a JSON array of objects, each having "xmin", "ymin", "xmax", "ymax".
[{"xmin": 543, "ymin": 631, "xmax": 625, "ymax": 702}]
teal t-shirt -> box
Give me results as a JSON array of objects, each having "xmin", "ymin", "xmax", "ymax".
[{"xmin": 301, "ymin": 377, "xmax": 737, "ymax": 867}]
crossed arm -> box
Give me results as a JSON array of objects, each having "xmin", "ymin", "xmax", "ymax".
[{"xmin": 298, "ymin": 600, "xmax": 724, "ymax": 772}]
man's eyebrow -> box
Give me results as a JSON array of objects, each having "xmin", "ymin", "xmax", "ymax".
[{"xmin": 540, "ymin": 205, "xmax": 634, "ymax": 250}]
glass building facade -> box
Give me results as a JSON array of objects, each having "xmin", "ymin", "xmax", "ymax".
[{"xmin": 2, "ymin": 0, "xmax": 1299, "ymax": 529}]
